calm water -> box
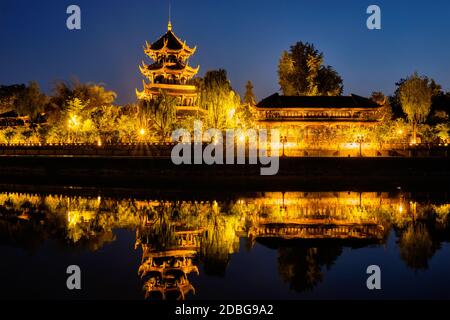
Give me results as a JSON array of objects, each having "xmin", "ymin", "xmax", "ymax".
[{"xmin": 0, "ymin": 190, "xmax": 449, "ymax": 300}]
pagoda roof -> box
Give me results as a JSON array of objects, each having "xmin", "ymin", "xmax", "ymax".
[
  {"xmin": 140, "ymin": 61, "xmax": 199, "ymax": 77},
  {"xmin": 145, "ymin": 27, "xmax": 196, "ymax": 56},
  {"xmin": 257, "ymin": 93, "xmax": 381, "ymax": 109}
]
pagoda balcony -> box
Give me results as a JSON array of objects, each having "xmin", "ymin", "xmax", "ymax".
[
  {"xmin": 255, "ymin": 110, "xmax": 380, "ymax": 122},
  {"xmin": 146, "ymin": 83, "xmax": 197, "ymax": 92}
]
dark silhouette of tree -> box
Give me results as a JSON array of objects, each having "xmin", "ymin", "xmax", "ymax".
[
  {"xmin": 50, "ymin": 79, "xmax": 117, "ymax": 112},
  {"xmin": 277, "ymin": 244, "xmax": 342, "ymax": 292},
  {"xmin": 278, "ymin": 42, "xmax": 343, "ymax": 96},
  {"xmin": 0, "ymin": 82, "xmax": 48, "ymax": 121}
]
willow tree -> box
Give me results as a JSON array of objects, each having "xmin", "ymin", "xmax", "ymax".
[
  {"xmin": 398, "ymin": 73, "xmax": 433, "ymax": 143},
  {"xmin": 141, "ymin": 90, "xmax": 178, "ymax": 142},
  {"xmin": 200, "ymin": 69, "xmax": 241, "ymax": 130}
]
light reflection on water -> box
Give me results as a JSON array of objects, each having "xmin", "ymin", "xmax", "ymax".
[{"xmin": 0, "ymin": 191, "xmax": 449, "ymax": 300}]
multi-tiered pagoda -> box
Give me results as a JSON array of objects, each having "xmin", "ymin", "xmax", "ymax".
[{"xmin": 136, "ymin": 21, "xmax": 203, "ymax": 117}]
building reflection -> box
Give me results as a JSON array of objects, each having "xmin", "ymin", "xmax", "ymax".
[
  {"xmin": 0, "ymin": 190, "xmax": 449, "ymax": 298},
  {"xmin": 136, "ymin": 212, "xmax": 203, "ymax": 300}
]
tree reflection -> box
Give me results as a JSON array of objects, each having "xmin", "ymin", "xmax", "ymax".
[
  {"xmin": 398, "ymin": 224, "xmax": 434, "ymax": 270},
  {"xmin": 0, "ymin": 191, "xmax": 449, "ymax": 298},
  {"xmin": 277, "ymin": 245, "xmax": 342, "ymax": 292}
]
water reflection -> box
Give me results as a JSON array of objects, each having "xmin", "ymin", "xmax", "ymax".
[{"xmin": 0, "ymin": 191, "xmax": 449, "ymax": 299}]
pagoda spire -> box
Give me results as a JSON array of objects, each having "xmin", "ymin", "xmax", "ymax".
[{"xmin": 167, "ymin": 1, "xmax": 172, "ymax": 31}]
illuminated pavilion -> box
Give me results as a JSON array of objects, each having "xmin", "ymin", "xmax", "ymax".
[
  {"xmin": 253, "ymin": 93, "xmax": 386, "ymax": 145},
  {"xmin": 136, "ymin": 20, "xmax": 204, "ymax": 118}
]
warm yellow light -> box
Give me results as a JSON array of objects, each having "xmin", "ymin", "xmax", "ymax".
[
  {"xmin": 139, "ymin": 128, "xmax": 146, "ymax": 136},
  {"xmin": 228, "ymin": 108, "xmax": 236, "ymax": 119},
  {"xmin": 238, "ymin": 135, "xmax": 245, "ymax": 143},
  {"xmin": 68, "ymin": 115, "xmax": 79, "ymax": 129},
  {"xmin": 97, "ymin": 139, "xmax": 102, "ymax": 147},
  {"xmin": 398, "ymin": 204, "xmax": 404, "ymax": 214},
  {"xmin": 397, "ymin": 129, "xmax": 403, "ymax": 135}
]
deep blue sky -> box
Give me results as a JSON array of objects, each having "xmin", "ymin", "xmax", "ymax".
[{"xmin": 1, "ymin": 0, "xmax": 450, "ymax": 104}]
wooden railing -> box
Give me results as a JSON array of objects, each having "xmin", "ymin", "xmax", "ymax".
[{"xmin": 0, "ymin": 142, "xmax": 448, "ymax": 158}]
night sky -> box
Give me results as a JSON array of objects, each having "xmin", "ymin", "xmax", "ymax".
[{"xmin": 1, "ymin": 0, "xmax": 450, "ymax": 105}]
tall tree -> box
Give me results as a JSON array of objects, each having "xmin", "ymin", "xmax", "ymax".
[
  {"xmin": 200, "ymin": 69, "xmax": 241, "ymax": 130},
  {"xmin": 278, "ymin": 42, "xmax": 343, "ymax": 96},
  {"xmin": 398, "ymin": 73, "xmax": 434, "ymax": 143}
]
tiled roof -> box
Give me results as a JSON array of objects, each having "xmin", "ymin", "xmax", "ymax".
[{"xmin": 257, "ymin": 93, "xmax": 380, "ymax": 109}]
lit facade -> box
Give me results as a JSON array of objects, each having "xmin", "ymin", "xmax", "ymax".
[{"xmin": 253, "ymin": 93, "xmax": 384, "ymax": 138}]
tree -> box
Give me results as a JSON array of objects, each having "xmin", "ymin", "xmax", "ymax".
[
  {"xmin": 51, "ymin": 80, "xmax": 117, "ymax": 112},
  {"xmin": 200, "ymin": 69, "xmax": 241, "ymax": 130},
  {"xmin": 0, "ymin": 84, "xmax": 26, "ymax": 113},
  {"xmin": 2, "ymin": 128, "xmax": 16, "ymax": 144},
  {"xmin": 243, "ymin": 81, "xmax": 257, "ymax": 106},
  {"xmin": 91, "ymin": 105, "xmax": 121, "ymax": 143},
  {"xmin": 371, "ymin": 92, "xmax": 393, "ymax": 122},
  {"xmin": 398, "ymin": 224, "xmax": 434, "ymax": 270},
  {"xmin": 0, "ymin": 82, "xmax": 48, "ymax": 121},
  {"xmin": 435, "ymin": 123, "xmax": 450, "ymax": 143},
  {"xmin": 15, "ymin": 82, "xmax": 48, "ymax": 121},
  {"xmin": 117, "ymin": 114, "xmax": 138, "ymax": 143},
  {"xmin": 46, "ymin": 98, "xmax": 97, "ymax": 144},
  {"xmin": 278, "ymin": 42, "xmax": 343, "ymax": 96},
  {"xmin": 141, "ymin": 90, "xmax": 178, "ymax": 142},
  {"xmin": 398, "ymin": 73, "xmax": 434, "ymax": 143}
]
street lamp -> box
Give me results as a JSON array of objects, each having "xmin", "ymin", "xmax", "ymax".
[
  {"xmin": 356, "ymin": 135, "xmax": 364, "ymax": 157},
  {"xmin": 280, "ymin": 136, "xmax": 288, "ymax": 157}
]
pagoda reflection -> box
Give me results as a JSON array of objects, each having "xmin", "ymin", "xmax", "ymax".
[
  {"xmin": 0, "ymin": 190, "xmax": 449, "ymax": 297},
  {"xmin": 136, "ymin": 213, "xmax": 203, "ymax": 300}
]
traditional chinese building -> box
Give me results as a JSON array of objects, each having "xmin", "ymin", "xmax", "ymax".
[
  {"xmin": 136, "ymin": 218, "xmax": 203, "ymax": 300},
  {"xmin": 254, "ymin": 93, "xmax": 383, "ymax": 128},
  {"xmin": 246, "ymin": 192, "xmax": 389, "ymax": 242},
  {"xmin": 251, "ymin": 93, "xmax": 386, "ymax": 154},
  {"xmin": 136, "ymin": 20, "xmax": 204, "ymax": 118}
]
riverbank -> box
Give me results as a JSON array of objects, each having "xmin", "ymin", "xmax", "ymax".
[{"xmin": 0, "ymin": 155, "xmax": 449, "ymax": 191}]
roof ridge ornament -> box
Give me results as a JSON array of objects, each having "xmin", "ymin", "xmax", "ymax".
[{"xmin": 167, "ymin": 0, "xmax": 172, "ymax": 31}]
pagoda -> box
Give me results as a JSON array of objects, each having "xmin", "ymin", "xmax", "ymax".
[
  {"xmin": 136, "ymin": 20, "xmax": 204, "ymax": 117},
  {"xmin": 135, "ymin": 213, "xmax": 204, "ymax": 300}
]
